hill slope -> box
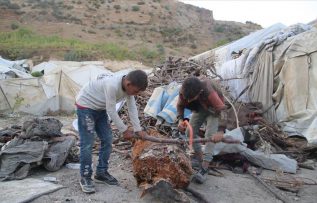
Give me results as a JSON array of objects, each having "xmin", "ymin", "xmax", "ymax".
[{"xmin": 0, "ymin": 0, "xmax": 262, "ymax": 65}]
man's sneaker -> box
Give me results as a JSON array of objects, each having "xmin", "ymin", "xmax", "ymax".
[
  {"xmin": 80, "ymin": 177, "xmax": 95, "ymax": 193},
  {"xmin": 191, "ymin": 167, "xmax": 208, "ymax": 184},
  {"xmin": 94, "ymin": 171, "xmax": 119, "ymax": 185}
]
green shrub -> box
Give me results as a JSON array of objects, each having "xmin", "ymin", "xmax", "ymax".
[
  {"xmin": 214, "ymin": 24, "xmax": 225, "ymax": 33},
  {"xmin": 113, "ymin": 5, "xmax": 121, "ymax": 10},
  {"xmin": 132, "ymin": 5, "xmax": 139, "ymax": 11},
  {"xmin": 156, "ymin": 44, "xmax": 165, "ymax": 54},
  {"xmin": 214, "ymin": 39, "xmax": 230, "ymax": 48},
  {"xmin": 87, "ymin": 29, "xmax": 96, "ymax": 34},
  {"xmin": 160, "ymin": 27, "xmax": 183, "ymax": 38},
  {"xmin": 190, "ymin": 44, "xmax": 197, "ymax": 49},
  {"xmin": 11, "ymin": 22, "xmax": 19, "ymax": 30},
  {"xmin": 139, "ymin": 47, "xmax": 159, "ymax": 60},
  {"xmin": 64, "ymin": 50, "xmax": 90, "ymax": 61},
  {"xmin": 8, "ymin": 3, "xmax": 21, "ymax": 9}
]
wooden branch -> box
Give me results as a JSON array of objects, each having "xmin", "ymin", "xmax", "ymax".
[
  {"xmin": 248, "ymin": 168, "xmax": 290, "ymax": 203},
  {"xmin": 131, "ymin": 134, "xmax": 240, "ymax": 145},
  {"xmin": 184, "ymin": 186, "xmax": 211, "ymax": 203},
  {"xmin": 223, "ymin": 94, "xmax": 240, "ymax": 128}
]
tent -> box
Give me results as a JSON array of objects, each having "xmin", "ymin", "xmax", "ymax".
[
  {"xmin": 192, "ymin": 23, "xmax": 287, "ymax": 70},
  {"xmin": 0, "ymin": 61, "xmax": 114, "ymax": 115},
  {"xmin": 191, "ymin": 23, "xmax": 317, "ymax": 143}
]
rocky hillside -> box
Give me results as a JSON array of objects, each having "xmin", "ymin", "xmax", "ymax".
[{"xmin": 0, "ymin": 0, "xmax": 262, "ymax": 65}]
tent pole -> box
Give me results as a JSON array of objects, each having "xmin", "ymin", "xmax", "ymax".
[
  {"xmin": 0, "ymin": 84, "xmax": 13, "ymax": 112},
  {"xmin": 58, "ymin": 71, "xmax": 62, "ymax": 111}
]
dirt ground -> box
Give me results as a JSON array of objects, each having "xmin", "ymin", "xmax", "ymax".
[{"xmin": 0, "ymin": 114, "xmax": 316, "ymax": 203}]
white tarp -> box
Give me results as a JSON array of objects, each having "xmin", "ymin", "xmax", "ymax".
[
  {"xmin": 191, "ymin": 23, "xmax": 287, "ymax": 70},
  {"xmin": 273, "ymin": 30, "xmax": 317, "ymax": 143},
  {"xmin": 0, "ymin": 61, "xmax": 115, "ymax": 115},
  {"xmin": 0, "ymin": 57, "xmax": 31, "ymax": 79},
  {"xmin": 215, "ymin": 128, "xmax": 297, "ymax": 173}
]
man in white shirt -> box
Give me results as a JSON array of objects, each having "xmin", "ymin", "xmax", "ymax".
[{"xmin": 75, "ymin": 70, "xmax": 148, "ymax": 193}]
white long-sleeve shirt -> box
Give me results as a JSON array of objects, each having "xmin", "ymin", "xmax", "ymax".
[{"xmin": 76, "ymin": 72, "xmax": 141, "ymax": 132}]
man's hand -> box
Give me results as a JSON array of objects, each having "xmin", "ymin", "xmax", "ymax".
[
  {"xmin": 178, "ymin": 119, "xmax": 187, "ymax": 133},
  {"xmin": 136, "ymin": 131, "xmax": 147, "ymax": 138},
  {"xmin": 211, "ymin": 132, "xmax": 224, "ymax": 143},
  {"xmin": 123, "ymin": 130, "xmax": 134, "ymax": 140}
]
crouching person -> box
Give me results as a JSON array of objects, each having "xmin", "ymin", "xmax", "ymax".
[
  {"xmin": 75, "ymin": 70, "xmax": 148, "ymax": 193},
  {"xmin": 177, "ymin": 77, "xmax": 226, "ymax": 184}
]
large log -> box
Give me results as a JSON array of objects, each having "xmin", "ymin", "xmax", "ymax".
[{"xmin": 132, "ymin": 128, "xmax": 193, "ymax": 202}]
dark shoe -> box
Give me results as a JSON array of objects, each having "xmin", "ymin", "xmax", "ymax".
[
  {"xmin": 80, "ymin": 177, "xmax": 95, "ymax": 193},
  {"xmin": 191, "ymin": 167, "xmax": 208, "ymax": 184},
  {"xmin": 94, "ymin": 171, "xmax": 119, "ymax": 185}
]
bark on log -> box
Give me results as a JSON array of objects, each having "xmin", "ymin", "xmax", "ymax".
[{"xmin": 132, "ymin": 129, "xmax": 193, "ymax": 198}]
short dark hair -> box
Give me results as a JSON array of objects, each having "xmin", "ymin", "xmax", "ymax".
[
  {"xmin": 126, "ymin": 70, "xmax": 148, "ymax": 91},
  {"xmin": 182, "ymin": 77, "xmax": 203, "ymax": 100}
]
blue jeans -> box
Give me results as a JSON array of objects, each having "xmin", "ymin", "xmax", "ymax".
[{"xmin": 77, "ymin": 108, "xmax": 113, "ymax": 177}]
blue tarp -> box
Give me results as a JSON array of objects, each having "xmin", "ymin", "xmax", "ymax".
[{"xmin": 144, "ymin": 82, "xmax": 191, "ymax": 124}]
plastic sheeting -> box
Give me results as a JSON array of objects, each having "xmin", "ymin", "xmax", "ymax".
[
  {"xmin": 212, "ymin": 128, "xmax": 297, "ymax": 173},
  {"xmin": 191, "ymin": 23, "xmax": 287, "ymax": 69},
  {"xmin": 273, "ymin": 30, "xmax": 317, "ymax": 143},
  {"xmin": 144, "ymin": 82, "xmax": 191, "ymax": 124},
  {"xmin": 0, "ymin": 61, "xmax": 115, "ymax": 115},
  {"xmin": 0, "ymin": 138, "xmax": 48, "ymax": 180},
  {"xmin": 0, "ymin": 57, "xmax": 31, "ymax": 79}
]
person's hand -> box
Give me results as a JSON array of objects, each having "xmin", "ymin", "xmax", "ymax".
[
  {"xmin": 178, "ymin": 119, "xmax": 187, "ymax": 133},
  {"xmin": 136, "ymin": 131, "xmax": 147, "ymax": 138},
  {"xmin": 211, "ymin": 132, "xmax": 224, "ymax": 143},
  {"xmin": 123, "ymin": 130, "xmax": 134, "ymax": 140}
]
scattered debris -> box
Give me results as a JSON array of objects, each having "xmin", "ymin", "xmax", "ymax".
[
  {"xmin": 248, "ymin": 167, "xmax": 291, "ymax": 203},
  {"xmin": 262, "ymin": 174, "xmax": 317, "ymax": 193},
  {"xmin": 43, "ymin": 176, "xmax": 58, "ymax": 183},
  {"xmin": 65, "ymin": 163, "xmax": 80, "ymax": 170}
]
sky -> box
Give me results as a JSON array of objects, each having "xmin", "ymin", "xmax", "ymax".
[{"xmin": 179, "ymin": 0, "xmax": 317, "ymax": 28}]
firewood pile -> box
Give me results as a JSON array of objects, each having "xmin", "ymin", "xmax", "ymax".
[
  {"xmin": 244, "ymin": 119, "xmax": 317, "ymax": 163},
  {"xmin": 118, "ymin": 56, "xmax": 211, "ymax": 131},
  {"xmin": 148, "ymin": 56, "xmax": 210, "ymax": 88}
]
